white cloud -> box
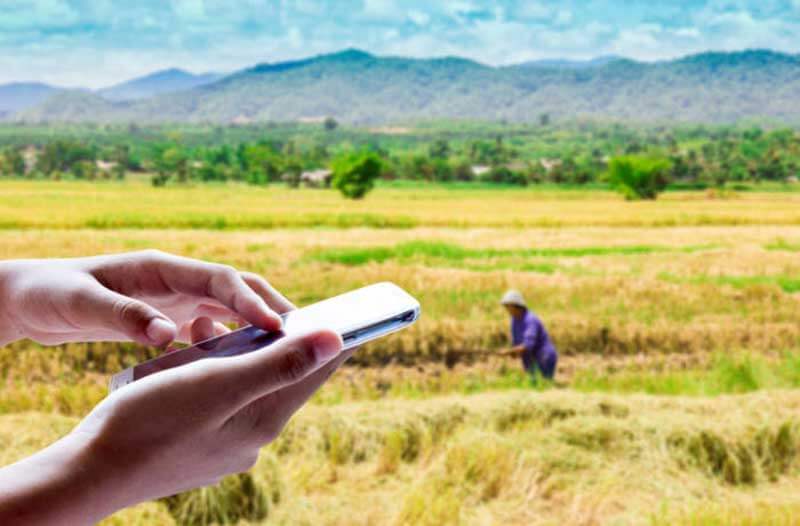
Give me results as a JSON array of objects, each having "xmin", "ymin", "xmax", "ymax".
[
  {"xmin": 172, "ymin": 0, "xmax": 206, "ymax": 19},
  {"xmin": 0, "ymin": 0, "xmax": 78, "ymax": 30},
  {"xmin": 554, "ymin": 10, "xmax": 572, "ymax": 26},
  {"xmin": 407, "ymin": 9, "xmax": 430, "ymax": 26},
  {"xmin": 674, "ymin": 27, "xmax": 701, "ymax": 39},
  {"xmin": 516, "ymin": 2, "xmax": 551, "ymax": 20},
  {"xmin": 2, "ymin": 1, "xmax": 800, "ymax": 87},
  {"xmin": 361, "ymin": 0, "xmax": 402, "ymax": 19},
  {"xmin": 287, "ymin": 26, "xmax": 304, "ymax": 47}
]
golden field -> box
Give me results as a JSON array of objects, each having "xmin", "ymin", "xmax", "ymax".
[
  {"xmin": 0, "ymin": 181, "xmax": 799, "ymax": 525},
  {"xmin": 0, "ymin": 180, "xmax": 799, "ymax": 228}
]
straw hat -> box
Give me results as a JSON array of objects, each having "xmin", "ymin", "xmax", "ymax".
[{"xmin": 500, "ymin": 290, "xmax": 527, "ymax": 308}]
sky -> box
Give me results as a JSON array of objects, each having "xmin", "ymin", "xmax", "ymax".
[{"xmin": 1, "ymin": 0, "xmax": 800, "ymax": 88}]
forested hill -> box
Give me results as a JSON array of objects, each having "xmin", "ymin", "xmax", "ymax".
[{"xmin": 12, "ymin": 48, "xmax": 800, "ymax": 124}]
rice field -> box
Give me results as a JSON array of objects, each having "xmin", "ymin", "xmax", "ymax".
[{"xmin": 1, "ymin": 181, "xmax": 799, "ymax": 525}]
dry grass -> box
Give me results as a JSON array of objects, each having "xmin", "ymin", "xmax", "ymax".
[
  {"xmin": 2, "ymin": 182, "xmax": 800, "ymax": 524},
  {"xmin": 4, "ymin": 391, "xmax": 800, "ymax": 525},
  {"xmin": 0, "ymin": 180, "xmax": 799, "ymax": 229},
  {"xmin": 0, "ymin": 225, "xmax": 797, "ymax": 370}
]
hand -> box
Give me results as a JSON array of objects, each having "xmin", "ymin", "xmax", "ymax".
[
  {"xmin": 0, "ymin": 250, "xmax": 292, "ymax": 347},
  {"xmin": 0, "ymin": 324, "xmax": 353, "ymax": 524}
]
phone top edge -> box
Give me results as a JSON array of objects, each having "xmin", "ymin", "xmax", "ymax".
[{"xmin": 109, "ymin": 282, "xmax": 420, "ymax": 392}]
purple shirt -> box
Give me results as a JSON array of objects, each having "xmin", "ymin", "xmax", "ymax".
[{"xmin": 511, "ymin": 309, "xmax": 557, "ymax": 372}]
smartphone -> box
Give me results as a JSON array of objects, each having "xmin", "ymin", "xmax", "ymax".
[{"xmin": 109, "ymin": 282, "xmax": 420, "ymax": 391}]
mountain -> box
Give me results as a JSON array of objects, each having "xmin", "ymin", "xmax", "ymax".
[
  {"xmin": 0, "ymin": 82, "xmax": 61, "ymax": 116},
  {"xmin": 20, "ymin": 90, "xmax": 117, "ymax": 122},
  {"xmin": 13, "ymin": 48, "xmax": 800, "ymax": 124},
  {"xmin": 518, "ymin": 55, "xmax": 623, "ymax": 69},
  {"xmin": 98, "ymin": 68, "xmax": 224, "ymax": 101}
]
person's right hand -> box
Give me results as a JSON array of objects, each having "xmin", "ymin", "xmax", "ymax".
[{"xmin": 0, "ymin": 326, "xmax": 351, "ymax": 525}]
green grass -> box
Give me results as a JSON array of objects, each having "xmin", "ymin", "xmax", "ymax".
[
  {"xmin": 573, "ymin": 352, "xmax": 800, "ymax": 396},
  {"xmin": 659, "ymin": 273, "xmax": 800, "ymax": 294},
  {"xmin": 83, "ymin": 212, "xmax": 419, "ymax": 230},
  {"xmin": 308, "ymin": 240, "xmax": 714, "ymax": 268},
  {"xmin": 765, "ymin": 238, "xmax": 800, "ymax": 252}
]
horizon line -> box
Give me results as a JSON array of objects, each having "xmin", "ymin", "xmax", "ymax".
[{"xmin": 3, "ymin": 46, "xmax": 798, "ymax": 91}]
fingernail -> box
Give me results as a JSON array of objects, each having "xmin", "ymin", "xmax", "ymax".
[
  {"xmin": 313, "ymin": 334, "xmax": 342, "ymax": 363},
  {"xmin": 146, "ymin": 318, "xmax": 175, "ymax": 345}
]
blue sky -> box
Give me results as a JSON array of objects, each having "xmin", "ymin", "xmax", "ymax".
[{"xmin": 2, "ymin": 0, "xmax": 800, "ymax": 88}]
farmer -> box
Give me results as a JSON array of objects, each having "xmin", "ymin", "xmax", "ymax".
[
  {"xmin": 0, "ymin": 251, "xmax": 348, "ymax": 523},
  {"xmin": 501, "ymin": 289, "xmax": 558, "ymax": 380}
]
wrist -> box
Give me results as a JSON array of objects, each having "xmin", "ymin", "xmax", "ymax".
[{"xmin": 0, "ymin": 432, "xmax": 131, "ymax": 525}]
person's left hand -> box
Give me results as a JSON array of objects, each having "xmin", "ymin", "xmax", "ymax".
[{"xmin": 0, "ymin": 250, "xmax": 292, "ymax": 347}]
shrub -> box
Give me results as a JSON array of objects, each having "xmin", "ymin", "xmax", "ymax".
[
  {"xmin": 452, "ymin": 160, "xmax": 475, "ymax": 182},
  {"xmin": 281, "ymin": 161, "xmax": 302, "ymax": 188},
  {"xmin": 331, "ymin": 151, "xmax": 383, "ymax": 199},
  {"xmin": 607, "ymin": 155, "xmax": 672, "ymax": 200},
  {"xmin": 486, "ymin": 166, "xmax": 527, "ymax": 186},
  {"xmin": 161, "ymin": 473, "xmax": 269, "ymax": 525}
]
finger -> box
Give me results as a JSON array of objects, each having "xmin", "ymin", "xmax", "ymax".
[
  {"xmin": 240, "ymin": 272, "xmax": 296, "ymax": 314},
  {"xmin": 131, "ymin": 252, "xmax": 284, "ymax": 332},
  {"xmin": 228, "ymin": 349, "xmax": 355, "ymax": 443},
  {"xmin": 213, "ymin": 321, "xmax": 232, "ymax": 336},
  {"xmin": 183, "ymin": 318, "xmax": 232, "ymax": 344},
  {"xmin": 76, "ymin": 280, "xmax": 177, "ymax": 347},
  {"xmin": 214, "ymin": 329, "xmax": 343, "ymax": 418},
  {"xmin": 191, "ymin": 304, "xmax": 246, "ymax": 325},
  {"xmin": 190, "ymin": 317, "xmax": 216, "ymax": 344}
]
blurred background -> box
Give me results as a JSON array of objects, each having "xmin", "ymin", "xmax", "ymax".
[{"xmin": 1, "ymin": 1, "xmax": 800, "ymax": 524}]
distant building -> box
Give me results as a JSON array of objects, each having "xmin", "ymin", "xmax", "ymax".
[
  {"xmin": 297, "ymin": 116, "xmax": 327, "ymax": 124},
  {"xmin": 22, "ymin": 146, "xmax": 38, "ymax": 174},
  {"xmin": 472, "ymin": 165, "xmax": 491, "ymax": 176},
  {"xmin": 539, "ymin": 158, "xmax": 562, "ymax": 172},
  {"xmin": 96, "ymin": 160, "xmax": 118, "ymax": 173},
  {"xmin": 301, "ymin": 169, "xmax": 332, "ymax": 187},
  {"xmin": 231, "ymin": 115, "xmax": 253, "ymax": 126}
]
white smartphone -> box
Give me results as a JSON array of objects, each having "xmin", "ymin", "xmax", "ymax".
[{"xmin": 109, "ymin": 282, "xmax": 420, "ymax": 391}]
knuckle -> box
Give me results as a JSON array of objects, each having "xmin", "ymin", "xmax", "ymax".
[
  {"xmin": 138, "ymin": 248, "xmax": 165, "ymax": 261},
  {"xmin": 113, "ymin": 298, "xmax": 146, "ymax": 325},
  {"xmin": 208, "ymin": 265, "xmax": 241, "ymax": 294},
  {"xmin": 220, "ymin": 266, "xmax": 241, "ymax": 284},
  {"xmin": 244, "ymin": 271, "xmax": 270, "ymax": 287},
  {"xmin": 273, "ymin": 346, "xmax": 315, "ymax": 385}
]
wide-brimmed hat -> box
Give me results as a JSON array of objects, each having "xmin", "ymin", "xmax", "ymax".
[{"xmin": 500, "ymin": 290, "xmax": 527, "ymax": 308}]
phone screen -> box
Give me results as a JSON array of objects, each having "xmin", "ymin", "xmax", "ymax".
[{"xmin": 115, "ymin": 283, "xmax": 419, "ymax": 389}]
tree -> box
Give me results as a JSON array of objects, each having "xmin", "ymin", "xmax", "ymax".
[
  {"xmin": 37, "ymin": 140, "xmax": 94, "ymax": 175},
  {"xmin": 429, "ymin": 139, "xmax": 451, "ymax": 160},
  {"xmin": 539, "ymin": 113, "xmax": 551, "ymax": 127},
  {"xmin": 2, "ymin": 148, "xmax": 25, "ymax": 176},
  {"xmin": 72, "ymin": 160, "xmax": 98, "ymax": 181},
  {"xmin": 241, "ymin": 144, "xmax": 282, "ymax": 184},
  {"xmin": 282, "ymin": 160, "xmax": 303, "ymax": 188},
  {"xmin": 324, "ymin": 117, "xmax": 339, "ymax": 131},
  {"xmin": 487, "ymin": 166, "xmax": 527, "ymax": 186},
  {"xmin": 607, "ymin": 155, "xmax": 672, "ymax": 200},
  {"xmin": 111, "ymin": 144, "xmax": 130, "ymax": 180},
  {"xmin": 331, "ymin": 151, "xmax": 383, "ymax": 199},
  {"xmin": 452, "ymin": 160, "xmax": 475, "ymax": 182},
  {"xmin": 157, "ymin": 146, "xmax": 189, "ymax": 184}
]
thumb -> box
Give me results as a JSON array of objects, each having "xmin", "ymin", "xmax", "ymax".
[{"xmin": 79, "ymin": 282, "xmax": 177, "ymax": 346}]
